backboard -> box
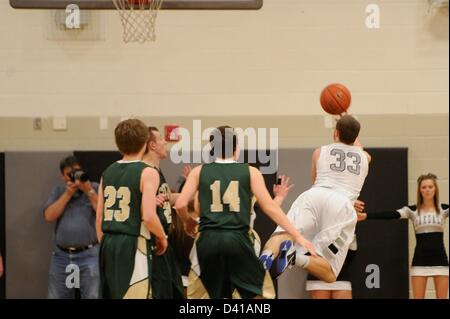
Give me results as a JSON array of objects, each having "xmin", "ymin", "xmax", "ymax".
[{"xmin": 10, "ymin": 0, "xmax": 263, "ymax": 10}]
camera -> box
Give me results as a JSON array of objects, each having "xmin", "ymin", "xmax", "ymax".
[{"xmin": 69, "ymin": 169, "xmax": 89, "ymax": 183}]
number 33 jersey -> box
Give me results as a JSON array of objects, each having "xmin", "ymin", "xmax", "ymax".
[{"xmin": 314, "ymin": 143, "xmax": 369, "ymax": 202}]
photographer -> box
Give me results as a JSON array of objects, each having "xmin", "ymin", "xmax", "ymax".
[{"xmin": 43, "ymin": 156, "xmax": 99, "ymax": 299}]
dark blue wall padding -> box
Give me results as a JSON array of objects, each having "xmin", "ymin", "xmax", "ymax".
[
  {"xmin": 2, "ymin": 148, "xmax": 408, "ymax": 299},
  {"xmin": 351, "ymin": 148, "xmax": 409, "ymax": 299}
]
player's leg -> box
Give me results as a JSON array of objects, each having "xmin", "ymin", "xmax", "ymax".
[
  {"xmin": 310, "ymin": 290, "xmax": 332, "ymax": 299},
  {"xmin": 302, "ymin": 255, "xmax": 336, "ymax": 283},
  {"xmin": 259, "ymin": 192, "xmax": 311, "ymax": 271},
  {"xmin": 292, "ymin": 192, "xmax": 357, "ymax": 283},
  {"xmin": 259, "ymin": 232, "xmax": 294, "ymax": 270},
  {"xmin": 331, "ymin": 290, "xmax": 352, "ymax": 299},
  {"xmin": 411, "ymin": 276, "xmax": 428, "ymax": 299},
  {"xmin": 187, "ymin": 235, "xmax": 210, "ymax": 299},
  {"xmin": 433, "ymin": 276, "xmax": 449, "ymax": 299},
  {"xmin": 228, "ymin": 231, "xmax": 275, "ymax": 299},
  {"xmin": 102, "ymin": 234, "xmax": 151, "ymax": 299},
  {"xmin": 151, "ymin": 251, "xmax": 172, "ymax": 299},
  {"xmin": 190, "ymin": 231, "xmax": 230, "ymax": 299}
]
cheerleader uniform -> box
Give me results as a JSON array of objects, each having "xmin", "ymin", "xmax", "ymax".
[{"xmin": 367, "ymin": 204, "xmax": 449, "ymax": 277}]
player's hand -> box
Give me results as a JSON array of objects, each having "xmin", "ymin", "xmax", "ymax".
[
  {"xmin": 182, "ymin": 165, "xmax": 193, "ymax": 179},
  {"xmin": 155, "ymin": 236, "xmax": 168, "ymax": 256},
  {"xmin": 357, "ymin": 212, "xmax": 367, "ymax": 222},
  {"xmin": 354, "ymin": 200, "xmax": 365, "ymax": 213},
  {"xmin": 76, "ymin": 180, "xmax": 93, "ymax": 194},
  {"xmin": 155, "ymin": 194, "xmax": 167, "ymax": 208},
  {"xmin": 273, "ymin": 175, "xmax": 294, "ymax": 201},
  {"xmin": 184, "ymin": 216, "xmax": 199, "ymax": 238},
  {"xmin": 65, "ymin": 181, "xmax": 78, "ymax": 197},
  {"xmin": 295, "ymin": 235, "xmax": 317, "ymax": 257}
]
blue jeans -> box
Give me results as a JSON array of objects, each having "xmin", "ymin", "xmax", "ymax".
[{"xmin": 48, "ymin": 245, "xmax": 100, "ymax": 299}]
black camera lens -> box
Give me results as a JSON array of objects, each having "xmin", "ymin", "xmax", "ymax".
[{"xmin": 70, "ymin": 169, "xmax": 89, "ymax": 182}]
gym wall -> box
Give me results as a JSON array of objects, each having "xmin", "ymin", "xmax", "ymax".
[
  {"xmin": 0, "ymin": 0, "xmax": 448, "ymax": 299},
  {"xmin": 2, "ymin": 148, "xmax": 409, "ymax": 298},
  {"xmin": 0, "ymin": 1, "xmax": 447, "ymax": 117}
]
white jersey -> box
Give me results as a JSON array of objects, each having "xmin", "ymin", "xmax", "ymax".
[{"xmin": 313, "ymin": 143, "xmax": 369, "ymax": 202}]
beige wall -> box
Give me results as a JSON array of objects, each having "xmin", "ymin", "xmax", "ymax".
[
  {"xmin": 0, "ymin": 0, "xmax": 448, "ymax": 117},
  {"xmin": 0, "ymin": 0, "xmax": 448, "ymax": 298}
]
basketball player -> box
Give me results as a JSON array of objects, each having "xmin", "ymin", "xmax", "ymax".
[
  {"xmin": 96, "ymin": 119, "xmax": 168, "ymax": 299},
  {"xmin": 142, "ymin": 126, "xmax": 184, "ymax": 299},
  {"xmin": 175, "ymin": 126, "xmax": 316, "ymax": 299},
  {"xmin": 171, "ymin": 165, "xmax": 293, "ymax": 297},
  {"xmin": 259, "ymin": 115, "xmax": 371, "ymax": 284}
]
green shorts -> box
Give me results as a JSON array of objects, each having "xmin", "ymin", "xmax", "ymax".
[
  {"xmin": 100, "ymin": 233, "xmax": 152, "ymax": 299},
  {"xmin": 152, "ymin": 244, "xmax": 185, "ymax": 299},
  {"xmin": 188, "ymin": 230, "xmax": 275, "ymax": 299}
]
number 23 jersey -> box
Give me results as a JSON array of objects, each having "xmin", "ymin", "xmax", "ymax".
[{"xmin": 101, "ymin": 161, "xmax": 149, "ymax": 237}]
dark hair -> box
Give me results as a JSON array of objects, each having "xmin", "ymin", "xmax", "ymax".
[
  {"xmin": 209, "ymin": 126, "xmax": 237, "ymax": 159},
  {"xmin": 59, "ymin": 156, "xmax": 80, "ymax": 173},
  {"xmin": 115, "ymin": 119, "xmax": 149, "ymax": 155},
  {"xmin": 336, "ymin": 115, "xmax": 361, "ymax": 144}
]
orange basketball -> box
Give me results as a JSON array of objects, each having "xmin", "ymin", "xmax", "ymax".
[{"xmin": 320, "ymin": 83, "xmax": 352, "ymax": 115}]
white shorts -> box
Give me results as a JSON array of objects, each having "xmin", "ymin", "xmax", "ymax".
[
  {"xmin": 274, "ymin": 187, "xmax": 357, "ymax": 277},
  {"xmin": 410, "ymin": 266, "xmax": 449, "ymax": 277},
  {"xmin": 306, "ymin": 280, "xmax": 352, "ymax": 291}
]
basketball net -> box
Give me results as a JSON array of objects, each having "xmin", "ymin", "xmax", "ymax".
[{"xmin": 112, "ymin": 0, "xmax": 164, "ymax": 43}]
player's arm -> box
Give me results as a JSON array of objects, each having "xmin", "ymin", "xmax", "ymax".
[
  {"xmin": 175, "ymin": 166, "xmax": 202, "ymax": 237},
  {"xmin": 192, "ymin": 192, "xmax": 200, "ymax": 218},
  {"xmin": 311, "ymin": 147, "xmax": 321, "ymax": 184},
  {"xmin": 95, "ymin": 179, "xmax": 104, "ymax": 242},
  {"xmin": 141, "ymin": 168, "xmax": 167, "ymax": 241},
  {"xmin": 249, "ymin": 167, "xmax": 316, "ymax": 256},
  {"xmin": 168, "ymin": 193, "xmax": 180, "ymax": 206},
  {"xmin": 273, "ymin": 175, "xmax": 294, "ymax": 207}
]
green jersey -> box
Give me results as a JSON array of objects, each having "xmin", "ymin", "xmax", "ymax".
[
  {"xmin": 148, "ymin": 166, "xmax": 172, "ymax": 234},
  {"xmin": 198, "ymin": 162, "xmax": 252, "ymax": 232},
  {"xmin": 101, "ymin": 161, "xmax": 148, "ymax": 237}
]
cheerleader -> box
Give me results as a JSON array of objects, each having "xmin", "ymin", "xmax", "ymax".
[{"xmin": 358, "ymin": 173, "xmax": 449, "ymax": 299}]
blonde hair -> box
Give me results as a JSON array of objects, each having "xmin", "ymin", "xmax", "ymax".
[{"xmin": 416, "ymin": 173, "xmax": 440, "ymax": 214}]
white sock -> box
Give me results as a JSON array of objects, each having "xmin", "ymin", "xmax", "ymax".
[
  {"xmin": 295, "ymin": 254, "xmax": 310, "ymax": 269},
  {"xmin": 260, "ymin": 250, "xmax": 274, "ymax": 259}
]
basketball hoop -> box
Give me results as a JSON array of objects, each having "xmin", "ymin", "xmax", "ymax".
[{"xmin": 112, "ymin": 0, "xmax": 164, "ymax": 43}]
